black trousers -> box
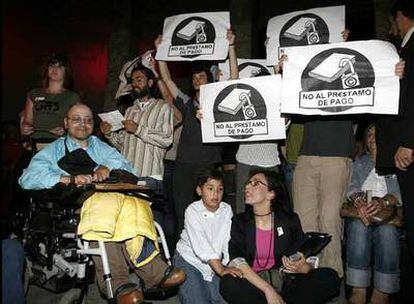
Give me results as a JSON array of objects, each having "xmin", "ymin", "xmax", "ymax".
[
  {"xmin": 220, "ymin": 268, "xmax": 340, "ymax": 304},
  {"xmin": 398, "ymin": 166, "xmax": 414, "ymax": 261},
  {"xmin": 172, "ymin": 162, "xmax": 216, "ymax": 235}
]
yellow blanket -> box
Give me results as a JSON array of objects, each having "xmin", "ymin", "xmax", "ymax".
[{"xmin": 77, "ymin": 192, "xmax": 159, "ymax": 267}]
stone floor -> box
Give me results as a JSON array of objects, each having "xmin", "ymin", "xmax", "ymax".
[{"xmin": 26, "ymin": 282, "xmax": 179, "ymax": 304}]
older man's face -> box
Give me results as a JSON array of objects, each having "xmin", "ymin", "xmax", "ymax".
[{"xmin": 64, "ymin": 105, "xmax": 94, "ymax": 141}]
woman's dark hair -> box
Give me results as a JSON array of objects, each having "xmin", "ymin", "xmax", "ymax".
[
  {"xmin": 391, "ymin": 0, "xmax": 414, "ymax": 19},
  {"xmin": 247, "ymin": 168, "xmax": 292, "ymax": 213},
  {"xmin": 196, "ymin": 168, "xmax": 224, "ymax": 187},
  {"xmin": 362, "ymin": 123, "xmax": 375, "ymax": 153},
  {"xmin": 189, "ymin": 64, "xmax": 214, "ymax": 99},
  {"xmin": 40, "ymin": 53, "xmax": 74, "ymax": 90}
]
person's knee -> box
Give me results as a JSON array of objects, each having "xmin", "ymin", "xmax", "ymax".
[
  {"xmin": 219, "ymin": 274, "xmax": 237, "ymax": 301},
  {"xmin": 313, "ymin": 268, "xmax": 341, "ymax": 296}
]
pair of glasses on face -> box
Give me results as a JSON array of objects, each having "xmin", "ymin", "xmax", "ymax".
[
  {"xmin": 68, "ymin": 117, "xmax": 94, "ymax": 125},
  {"xmin": 245, "ymin": 179, "xmax": 268, "ymax": 188}
]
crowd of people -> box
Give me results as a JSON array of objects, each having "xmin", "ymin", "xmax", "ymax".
[{"xmin": 2, "ymin": 1, "xmax": 413, "ymax": 304}]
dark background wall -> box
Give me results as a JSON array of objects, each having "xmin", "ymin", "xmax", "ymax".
[{"xmin": 2, "ymin": 0, "xmax": 379, "ymax": 124}]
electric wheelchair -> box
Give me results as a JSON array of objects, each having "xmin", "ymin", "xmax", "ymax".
[{"xmin": 22, "ymin": 179, "xmax": 173, "ymax": 304}]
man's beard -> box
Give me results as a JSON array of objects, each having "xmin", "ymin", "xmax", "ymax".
[{"xmin": 132, "ymin": 86, "xmax": 150, "ymax": 99}]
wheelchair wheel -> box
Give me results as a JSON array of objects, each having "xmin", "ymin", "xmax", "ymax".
[{"xmin": 58, "ymin": 288, "xmax": 85, "ymax": 304}]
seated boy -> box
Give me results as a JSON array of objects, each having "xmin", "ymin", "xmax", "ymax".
[{"xmin": 174, "ymin": 168, "xmax": 242, "ymax": 303}]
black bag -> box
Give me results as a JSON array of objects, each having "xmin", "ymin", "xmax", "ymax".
[
  {"xmin": 291, "ymin": 232, "xmax": 332, "ymax": 258},
  {"xmin": 57, "ymin": 138, "xmax": 97, "ymax": 175}
]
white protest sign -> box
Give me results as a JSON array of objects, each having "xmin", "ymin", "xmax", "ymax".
[
  {"xmin": 281, "ymin": 40, "xmax": 400, "ymax": 115},
  {"xmin": 155, "ymin": 12, "xmax": 230, "ymax": 61},
  {"xmin": 115, "ymin": 50, "xmax": 154, "ymax": 99},
  {"xmin": 218, "ymin": 58, "xmax": 274, "ymax": 81},
  {"xmin": 200, "ymin": 75, "xmax": 286, "ymax": 143},
  {"xmin": 266, "ymin": 5, "xmax": 345, "ymax": 66}
]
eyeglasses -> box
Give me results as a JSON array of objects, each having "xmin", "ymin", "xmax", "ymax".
[
  {"xmin": 67, "ymin": 117, "xmax": 94, "ymax": 125},
  {"xmin": 245, "ymin": 179, "xmax": 269, "ymax": 188}
]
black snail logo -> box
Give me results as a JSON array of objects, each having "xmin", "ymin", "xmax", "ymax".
[
  {"xmin": 170, "ymin": 17, "xmax": 216, "ymax": 58},
  {"xmin": 213, "ymin": 83, "xmax": 267, "ymax": 139},
  {"xmin": 300, "ymin": 48, "xmax": 375, "ymax": 113},
  {"xmin": 280, "ymin": 13, "xmax": 329, "ymax": 47},
  {"xmin": 238, "ymin": 62, "xmax": 271, "ymax": 77}
]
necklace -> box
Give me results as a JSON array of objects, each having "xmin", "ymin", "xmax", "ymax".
[
  {"xmin": 254, "ymin": 213, "xmax": 274, "ymax": 269},
  {"xmin": 254, "ymin": 211, "xmax": 272, "ymax": 217}
]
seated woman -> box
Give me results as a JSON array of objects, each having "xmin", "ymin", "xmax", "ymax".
[
  {"xmin": 340, "ymin": 124, "xmax": 403, "ymax": 304},
  {"xmin": 220, "ymin": 169, "xmax": 340, "ymax": 304}
]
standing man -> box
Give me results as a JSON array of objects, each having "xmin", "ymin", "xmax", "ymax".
[
  {"xmin": 100, "ymin": 65, "xmax": 174, "ymax": 191},
  {"xmin": 376, "ymin": 0, "xmax": 414, "ymax": 269}
]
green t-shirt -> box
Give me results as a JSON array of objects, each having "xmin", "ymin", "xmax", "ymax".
[
  {"xmin": 286, "ymin": 123, "xmax": 304, "ymax": 164},
  {"xmin": 28, "ymin": 88, "xmax": 80, "ymax": 139}
]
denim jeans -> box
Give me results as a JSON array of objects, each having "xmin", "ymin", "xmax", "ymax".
[
  {"xmin": 346, "ymin": 218, "xmax": 400, "ymax": 294},
  {"xmin": 2, "ymin": 239, "xmax": 26, "ymax": 304},
  {"xmin": 174, "ymin": 253, "xmax": 226, "ymax": 304}
]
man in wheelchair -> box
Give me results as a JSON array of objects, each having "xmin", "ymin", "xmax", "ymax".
[{"xmin": 19, "ymin": 103, "xmax": 185, "ymax": 304}]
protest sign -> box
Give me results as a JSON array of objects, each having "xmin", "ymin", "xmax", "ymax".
[
  {"xmin": 200, "ymin": 75, "xmax": 286, "ymax": 143},
  {"xmin": 156, "ymin": 12, "xmax": 230, "ymax": 61},
  {"xmin": 218, "ymin": 58, "xmax": 274, "ymax": 81},
  {"xmin": 266, "ymin": 5, "xmax": 345, "ymax": 65},
  {"xmin": 281, "ymin": 40, "xmax": 400, "ymax": 115}
]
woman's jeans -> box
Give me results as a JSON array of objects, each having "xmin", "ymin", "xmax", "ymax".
[
  {"xmin": 2, "ymin": 239, "xmax": 26, "ymax": 304},
  {"xmin": 346, "ymin": 218, "xmax": 400, "ymax": 294},
  {"xmin": 174, "ymin": 253, "xmax": 226, "ymax": 304}
]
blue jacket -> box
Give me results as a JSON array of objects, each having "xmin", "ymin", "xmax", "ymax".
[{"xmin": 19, "ymin": 135, "xmax": 136, "ymax": 190}]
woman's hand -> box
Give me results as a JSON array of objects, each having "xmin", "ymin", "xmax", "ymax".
[
  {"xmin": 100, "ymin": 121, "xmax": 113, "ymax": 135},
  {"xmin": 154, "ymin": 35, "xmax": 162, "ymax": 50},
  {"xmin": 227, "ymin": 29, "xmax": 236, "ymax": 45},
  {"xmin": 218, "ymin": 266, "xmax": 243, "ymax": 278},
  {"xmin": 148, "ymin": 56, "xmax": 159, "ymax": 78},
  {"xmin": 274, "ymin": 54, "xmax": 288, "ymax": 74},
  {"xmin": 264, "ymin": 286, "xmax": 285, "ymax": 304},
  {"xmin": 341, "ymin": 29, "xmax": 350, "ymax": 42},
  {"xmin": 49, "ymin": 126, "xmax": 65, "ymax": 137},
  {"xmin": 21, "ymin": 122, "xmax": 35, "ymax": 135},
  {"xmin": 395, "ymin": 60, "xmax": 405, "ymax": 79},
  {"xmin": 281, "ymin": 253, "xmax": 312, "ymax": 274},
  {"xmin": 355, "ymin": 203, "xmax": 371, "ymax": 226},
  {"xmin": 196, "ymin": 108, "xmax": 204, "ymax": 120}
]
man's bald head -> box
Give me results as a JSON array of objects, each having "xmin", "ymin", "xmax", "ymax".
[
  {"xmin": 66, "ymin": 103, "xmax": 93, "ymax": 118},
  {"xmin": 64, "ymin": 103, "xmax": 94, "ymax": 144}
]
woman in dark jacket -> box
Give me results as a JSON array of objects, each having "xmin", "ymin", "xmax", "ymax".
[{"xmin": 220, "ymin": 169, "xmax": 340, "ymax": 304}]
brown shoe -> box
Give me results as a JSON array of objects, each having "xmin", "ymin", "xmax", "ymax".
[
  {"xmin": 116, "ymin": 283, "xmax": 144, "ymax": 304},
  {"xmin": 159, "ymin": 267, "xmax": 186, "ymax": 288}
]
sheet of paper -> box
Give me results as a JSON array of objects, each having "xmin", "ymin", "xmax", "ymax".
[{"xmin": 98, "ymin": 110, "xmax": 125, "ymax": 131}]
